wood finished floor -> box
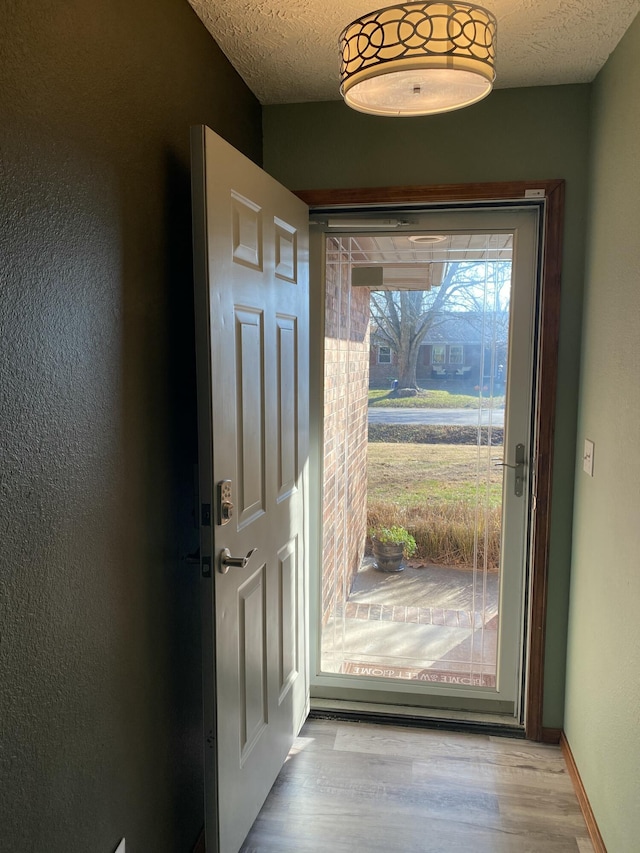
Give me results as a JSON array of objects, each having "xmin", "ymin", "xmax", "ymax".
[{"xmin": 240, "ymin": 719, "xmax": 594, "ymax": 853}]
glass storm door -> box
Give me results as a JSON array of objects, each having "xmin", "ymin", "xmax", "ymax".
[{"xmin": 311, "ymin": 207, "xmax": 539, "ymax": 718}]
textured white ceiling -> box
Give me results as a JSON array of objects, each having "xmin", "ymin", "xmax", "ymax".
[{"xmin": 187, "ymin": 0, "xmax": 640, "ymax": 105}]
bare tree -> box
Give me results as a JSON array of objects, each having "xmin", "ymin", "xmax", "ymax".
[{"xmin": 369, "ymin": 261, "xmax": 510, "ymax": 389}]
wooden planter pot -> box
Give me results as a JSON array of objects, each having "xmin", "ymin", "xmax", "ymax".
[{"xmin": 372, "ymin": 539, "xmax": 406, "ymax": 573}]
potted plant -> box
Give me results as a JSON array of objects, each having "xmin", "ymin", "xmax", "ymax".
[{"xmin": 370, "ymin": 525, "xmax": 417, "ymax": 573}]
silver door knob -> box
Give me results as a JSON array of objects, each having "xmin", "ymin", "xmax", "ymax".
[{"xmin": 219, "ymin": 547, "xmax": 257, "ymax": 574}]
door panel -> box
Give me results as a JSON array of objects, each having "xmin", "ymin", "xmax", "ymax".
[
  {"xmin": 191, "ymin": 126, "xmax": 309, "ymax": 853},
  {"xmin": 231, "ymin": 192, "xmax": 263, "ymax": 269},
  {"xmin": 238, "ymin": 564, "xmax": 268, "ymax": 760},
  {"xmin": 278, "ymin": 538, "xmax": 298, "ymax": 700},
  {"xmin": 274, "ymin": 218, "xmax": 298, "ymax": 282},
  {"xmin": 276, "ymin": 316, "xmax": 298, "ymax": 498},
  {"xmin": 235, "ymin": 307, "xmax": 265, "ymax": 526}
]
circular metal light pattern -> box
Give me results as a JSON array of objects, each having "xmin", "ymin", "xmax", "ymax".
[
  {"xmin": 408, "ymin": 234, "xmax": 447, "ymax": 243},
  {"xmin": 339, "ymin": 2, "xmax": 497, "ymax": 117}
]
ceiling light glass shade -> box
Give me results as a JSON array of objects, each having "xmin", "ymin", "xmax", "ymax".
[
  {"xmin": 408, "ymin": 234, "xmax": 446, "ymax": 243},
  {"xmin": 339, "ymin": 2, "xmax": 497, "ymax": 117}
]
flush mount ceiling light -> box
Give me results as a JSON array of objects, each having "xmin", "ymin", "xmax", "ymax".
[
  {"xmin": 408, "ymin": 234, "xmax": 447, "ymax": 243},
  {"xmin": 339, "ymin": 2, "xmax": 497, "ymax": 117}
]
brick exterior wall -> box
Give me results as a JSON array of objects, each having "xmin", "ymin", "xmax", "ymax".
[
  {"xmin": 369, "ymin": 344, "xmax": 397, "ymax": 387},
  {"xmin": 322, "ymin": 240, "xmax": 370, "ymax": 626}
]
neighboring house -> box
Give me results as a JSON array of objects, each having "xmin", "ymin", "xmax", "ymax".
[{"xmin": 369, "ymin": 312, "xmax": 508, "ymax": 388}]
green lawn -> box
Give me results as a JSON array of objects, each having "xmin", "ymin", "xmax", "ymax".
[{"xmin": 368, "ymin": 388, "xmax": 504, "ymax": 409}]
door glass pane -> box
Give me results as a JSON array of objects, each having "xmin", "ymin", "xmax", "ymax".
[{"xmin": 320, "ymin": 232, "xmax": 512, "ymax": 689}]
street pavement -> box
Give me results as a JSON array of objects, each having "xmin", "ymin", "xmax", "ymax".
[{"xmin": 368, "ymin": 406, "xmax": 505, "ymax": 426}]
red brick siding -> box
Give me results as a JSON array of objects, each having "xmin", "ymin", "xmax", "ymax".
[
  {"xmin": 322, "ymin": 240, "xmax": 370, "ymax": 626},
  {"xmin": 370, "ymin": 342, "xmax": 488, "ymax": 385},
  {"xmin": 369, "ymin": 344, "xmax": 397, "ymax": 386}
]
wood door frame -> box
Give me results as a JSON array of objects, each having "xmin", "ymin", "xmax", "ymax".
[{"xmin": 295, "ymin": 180, "xmax": 565, "ymax": 742}]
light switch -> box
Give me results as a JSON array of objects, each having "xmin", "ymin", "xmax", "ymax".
[{"xmin": 583, "ymin": 439, "xmax": 594, "ymax": 476}]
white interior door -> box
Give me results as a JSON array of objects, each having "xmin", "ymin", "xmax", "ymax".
[{"xmin": 191, "ymin": 126, "xmax": 309, "ymax": 853}]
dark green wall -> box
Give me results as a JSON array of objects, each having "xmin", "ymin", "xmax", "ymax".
[
  {"xmin": 0, "ymin": 1, "xmax": 261, "ymax": 851},
  {"xmin": 264, "ymin": 85, "xmax": 591, "ymax": 727},
  {"xmin": 565, "ymin": 12, "xmax": 640, "ymax": 849}
]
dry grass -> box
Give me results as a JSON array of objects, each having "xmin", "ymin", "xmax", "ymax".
[
  {"xmin": 367, "ymin": 443, "xmax": 502, "ymax": 568},
  {"xmin": 369, "ymin": 424, "xmax": 504, "ymax": 446}
]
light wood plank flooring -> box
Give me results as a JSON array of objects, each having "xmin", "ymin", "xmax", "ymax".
[{"xmin": 240, "ymin": 719, "xmax": 593, "ymax": 852}]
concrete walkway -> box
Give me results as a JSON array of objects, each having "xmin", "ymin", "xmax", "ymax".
[
  {"xmin": 349, "ymin": 559, "xmax": 498, "ymax": 611},
  {"xmin": 321, "ymin": 559, "xmax": 499, "ymax": 683}
]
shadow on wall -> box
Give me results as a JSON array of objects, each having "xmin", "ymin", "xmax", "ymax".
[
  {"xmin": 118, "ymin": 145, "xmax": 203, "ymax": 845},
  {"xmin": 163, "ymin": 148, "xmax": 203, "ymax": 840}
]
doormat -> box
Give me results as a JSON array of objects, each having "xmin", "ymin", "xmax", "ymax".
[{"xmin": 342, "ymin": 661, "xmax": 496, "ymax": 688}]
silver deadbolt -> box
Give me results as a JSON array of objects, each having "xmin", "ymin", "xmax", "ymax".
[
  {"xmin": 219, "ymin": 547, "xmax": 257, "ymax": 574},
  {"xmin": 495, "ymin": 443, "xmax": 526, "ymax": 497},
  {"xmin": 217, "ymin": 480, "xmax": 234, "ymax": 525}
]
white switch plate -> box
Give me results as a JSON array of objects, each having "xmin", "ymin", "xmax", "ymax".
[
  {"xmin": 583, "ymin": 439, "xmax": 595, "ymax": 476},
  {"xmin": 114, "ymin": 841, "xmax": 125, "ymax": 853}
]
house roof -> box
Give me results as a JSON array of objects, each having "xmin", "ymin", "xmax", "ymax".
[
  {"xmin": 372, "ymin": 311, "xmax": 509, "ymax": 346},
  {"xmin": 425, "ymin": 312, "xmax": 509, "ymax": 344}
]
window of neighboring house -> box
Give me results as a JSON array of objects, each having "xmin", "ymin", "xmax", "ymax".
[
  {"xmin": 378, "ymin": 345, "xmax": 391, "ymax": 364},
  {"xmin": 449, "ymin": 345, "xmax": 464, "ymax": 365},
  {"xmin": 431, "ymin": 345, "xmax": 445, "ymax": 364}
]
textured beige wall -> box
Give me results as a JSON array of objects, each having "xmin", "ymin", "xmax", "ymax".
[
  {"xmin": 322, "ymin": 240, "xmax": 370, "ymax": 626},
  {"xmin": 564, "ymin": 12, "xmax": 640, "ymax": 852}
]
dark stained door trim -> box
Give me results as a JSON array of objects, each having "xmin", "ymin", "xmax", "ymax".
[{"xmin": 295, "ymin": 180, "xmax": 565, "ymax": 742}]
